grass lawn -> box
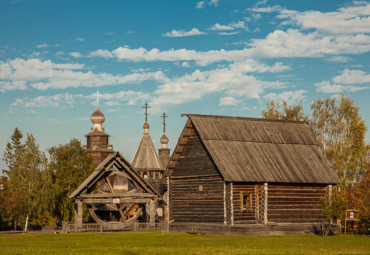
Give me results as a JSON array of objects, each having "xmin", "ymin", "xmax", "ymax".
[{"xmin": 0, "ymin": 231, "xmax": 368, "ymax": 255}]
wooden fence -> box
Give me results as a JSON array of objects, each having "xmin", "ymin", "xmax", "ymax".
[{"xmin": 62, "ymin": 221, "xmax": 168, "ymax": 233}]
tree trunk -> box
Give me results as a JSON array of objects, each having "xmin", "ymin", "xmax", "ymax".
[{"xmin": 24, "ymin": 214, "xmax": 29, "ymax": 231}]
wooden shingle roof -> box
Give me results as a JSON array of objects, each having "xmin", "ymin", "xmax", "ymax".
[
  {"xmin": 131, "ymin": 133, "xmax": 163, "ymax": 171},
  {"xmin": 69, "ymin": 152, "xmax": 160, "ymax": 199},
  {"xmin": 184, "ymin": 114, "xmax": 339, "ymax": 184}
]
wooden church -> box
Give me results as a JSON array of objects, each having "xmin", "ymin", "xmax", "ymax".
[
  {"xmin": 164, "ymin": 114, "xmax": 340, "ymax": 235},
  {"xmin": 70, "ymin": 101, "xmax": 170, "ymax": 228}
]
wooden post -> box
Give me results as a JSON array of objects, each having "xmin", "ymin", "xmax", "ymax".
[
  {"xmin": 255, "ymin": 185, "xmax": 259, "ymax": 223},
  {"xmin": 223, "ymin": 182, "xmax": 227, "ymax": 225},
  {"xmin": 263, "ymin": 183, "xmax": 268, "ymax": 225},
  {"xmin": 148, "ymin": 198, "xmax": 158, "ymax": 227},
  {"xmin": 167, "ymin": 176, "xmax": 170, "ymax": 224},
  {"xmin": 231, "ymin": 183, "xmax": 234, "ymax": 225},
  {"xmin": 75, "ymin": 200, "xmax": 83, "ymax": 230}
]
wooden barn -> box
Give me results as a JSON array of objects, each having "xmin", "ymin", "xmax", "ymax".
[{"xmin": 165, "ymin": 114, "xmax": 340, "ymax": 235}]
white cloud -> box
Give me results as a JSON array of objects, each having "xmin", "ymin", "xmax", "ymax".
[
  {"xmin": 69, "ymin": 52, "xmax": 82, "ymax": 58},
  {"xmin": 277, "ymin": 3, "xmax": 370, "ymax": 34},
  {"xmin": 263, "ymin": 90, "xmax": 306, "ymax": 104},
  {"xmin": 208, "ymin": 0, "xmax": 218, "ymax": 7},
  {"xmin": 0, "ymin": 58, "xmax": 167, "ymax": 92},
  {"xmin": 210, "ymin": 23, "xmax": 235, "ymax": 31},
  {"xmin": 11, "ymin": 90, "xmax": 151, "ymax": 109},
  {"xmin": 88, "ymin": 49, "xmax": 113, "ymax": 58},
  {"xmin": 75, "ymin": 37, "xmax": 85, "ymax": 42},
  {"xmin": 325, "ymin": 56, "xmax": 352, "ymax": 62},
  {"xmin": 247, "ymin": 29, "xmax": 370, "ymax": 58},
  {"xmin": 315, "ymin": 68, "xmax": 370, "ymax": 94},
  {"xmin": 247, "ymin": 5, "xmax": 283, "ymax": 13},
  {"xmin": 150, "ymin": 60, "xmax": 286, "ymax": 108},
  {"xmin": 218, "ymin": 31, "xmax": 240, "ymax": 36},
  {"xmin": 219, "ymin": 96, "xmax": 240, "ymax": 105},
  {"xmin": 209, "ymin": 21, "xmax": 248, "ymax": 32},
  {"xmin": 196, "ymin": 1, "xmax": 204, "ymax": 9},
  {"xmin": 37, "ymin": 44, "xmax": 51, "ymax": 48},
  {"xmin": 163, "ymin": 28, "xmax": 206, "ymax": 37},
  {"xmin": 91, "ymin": 26, "xmax": 370, "ymax": 64},
  {"xmin": 110, "ymin": 46, "xmax": 247, "ymax": 65},
  {"xmin": 314, "ymin": 80, "xmax": 369, "ymax": 93},
  {"xmin": 332, "ymin": 69, "xmax": 370, "ymax": 84},
  {"xmin": 11, "ymin": 93, "xmax": 77, "ymax": 108},
  {"xmin": 196, "ymin": 0, "xmax": 218, "ymax": 8},
  {"xmin": 36, "ymin": 43, "xmax": 60, "ymax": 48}
]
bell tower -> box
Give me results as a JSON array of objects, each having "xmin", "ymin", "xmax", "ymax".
[{"xmin": 84, "ymin": 90, "xmax": 114, "ymax": 165}]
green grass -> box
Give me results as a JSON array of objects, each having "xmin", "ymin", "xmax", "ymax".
[{"xmin": 0, "ymin": 231, "xmax": 368, "ymax": 255}]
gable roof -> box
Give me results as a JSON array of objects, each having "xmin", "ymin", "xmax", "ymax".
[
  {"xmin": 69, "ymin": 152, "xmax": 160, "ymax": 199},
  {"xmin": 131, "ymin": 133, "xmax": 163, "ymax": 171},
  {"xmin": 180, "ymin": 114, "xmax": 339, "ymax": 184}
]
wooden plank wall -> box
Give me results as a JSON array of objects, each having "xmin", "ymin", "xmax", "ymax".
[
  {"xmin": 172, "ymin": 122, "xmax": 219, "ymax": 177},
  {"xmin": 232, "ymin": 184, "xmax": 257, "ymax": 224},
  {"xmin": 170, "ymin": 176, "xmax": 224, "ymax": 223},
  {"xmin": 267, "ymin": 184, "xmax": 327, "ymax": 223}
]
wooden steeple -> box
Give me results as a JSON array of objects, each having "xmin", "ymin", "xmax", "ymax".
[{"xmin": 84, "ymin": 90, "xmax": 114, "ymax": 165}]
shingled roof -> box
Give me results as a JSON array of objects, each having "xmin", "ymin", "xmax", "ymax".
[
  {"xmin": 183, "ymin": 114, "xmax": 339, "ymax": 184},
  {"xmin": 131, "ymin": 122, "xmax": 163, "ymax": 171}
]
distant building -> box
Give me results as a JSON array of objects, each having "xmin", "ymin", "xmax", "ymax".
[
  {"xmin": 131, "ymin": 104, "xmax": 170, "ymax": 192},
  {"xmin": 84, "ymin": 105, "xmax": 114, "ymax": 165}
]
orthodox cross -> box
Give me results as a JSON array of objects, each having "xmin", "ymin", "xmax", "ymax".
[
  {"xmin": 142, "ymin": 102, "xmax": 151, "ymax": 122},
  {"xmin": 161, "ymin": 112, "xmax": 168, "ymax": 132}
]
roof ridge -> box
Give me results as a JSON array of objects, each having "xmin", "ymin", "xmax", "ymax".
[{"xmin": 182, "ymin": 113, "xmax": 306, "ymax": 124}]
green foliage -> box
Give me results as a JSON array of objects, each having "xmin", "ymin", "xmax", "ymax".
[
  {"xmin": 0, "ymin": 233, "xmax": 369, "ymax": 255},
  {"xmin": 1, "ymin": 129, "xmax": 48, "ymax": 230},
  {"xmin": 261, "ymin": 100, "xmax": 308, "ymax": 121},
  {"xmin": 47, "ymin": 139, "xmax": 95, "ymax": 223},
  {"xmin": 310, "ymin": 94, "xmax": 368, "ymax": 218},
  {"xmin": 263, "ymin": 95, "xmax": 369, "ymax": 223},
  {"xmin": 1, "ymin": 130, "xmax": 95, "ymax": 230}
]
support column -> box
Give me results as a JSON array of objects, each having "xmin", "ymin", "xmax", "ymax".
[
  {"xmin": 223, "ymin": 182, "xmax": 227, "ymax": 225},
  {"xmin": 167, "ymin": 176, "xmax": 170, "ymax": 224},
  {"xmin": 231, "ymin": 183, "xmax": 234, "ymax": 226},
  {"xmin": 147, "ymin": 199, "xmax": 158, "ymax": 227},
  {"xmin": 328, "ymin": 184, "xmax": 333, "ymax": 224},
  {"xmin": 263, "ymin": 183, "xmax": 268, "ymax": 225},
  {"xmin": 75, "ymin": 200, "xmax": 83, "ymax": 229}
]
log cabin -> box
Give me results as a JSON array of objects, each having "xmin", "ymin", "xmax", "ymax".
[{"xmin": 165, "ymin": 114, "xmax": 340, "ymax": 235}]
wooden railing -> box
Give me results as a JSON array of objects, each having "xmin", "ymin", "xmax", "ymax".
[{"xmin": 62, "ymin": 221, "xmax": 168, "ymax": 233}]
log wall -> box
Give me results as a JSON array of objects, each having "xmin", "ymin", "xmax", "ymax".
[
  {"xmin": 267, "ymin": 184, "xmax": 327, "ymax": 223},
  {"xmin": 170, "ymin": 176, "xmax": 224, "ymax": 223},
  {"xmin": 232, "ymin": 184, "xmax": 258, "ymax": 224},
  {"xmin": 172, "ymin": 123, "xmax": 219, "ymax": 177}
]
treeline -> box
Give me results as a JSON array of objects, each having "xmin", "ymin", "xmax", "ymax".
[
  {"xmin": 262, "ymin": 94, "xmax": 369, "ymax": 227},
  {"xmin": 0, "ymin": 131, "xmax": 95, "ymax": 231}
]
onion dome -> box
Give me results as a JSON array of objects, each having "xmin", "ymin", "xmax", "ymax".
[
  {"xmin": 160, "ymin": 132, "xmax": 169, "ymax": 145},
  {"xmin": 90, "ymin": 107, "xmax": 105, "ymax": 124},
  {"xmin": 143, "ymin": 121, "xmax": 150, "ymax": 129}
]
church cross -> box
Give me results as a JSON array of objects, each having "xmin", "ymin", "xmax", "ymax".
[
  {"xmin": 142, "ymin": 102, "xmax": 151, "ymax": 122},
  {"xmin": 161, "ymin": 112, "xmax": 168, "ymax": 132}
]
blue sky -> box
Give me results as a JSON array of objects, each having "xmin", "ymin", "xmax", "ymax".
[{"xmin": 1, "ymin": 0, "xmax": 370, "ymax": 171}]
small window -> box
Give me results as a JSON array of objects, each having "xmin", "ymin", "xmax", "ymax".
[{"xmin": 241, "ymin": 192, "xmax": 252, "ymax": 212}]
